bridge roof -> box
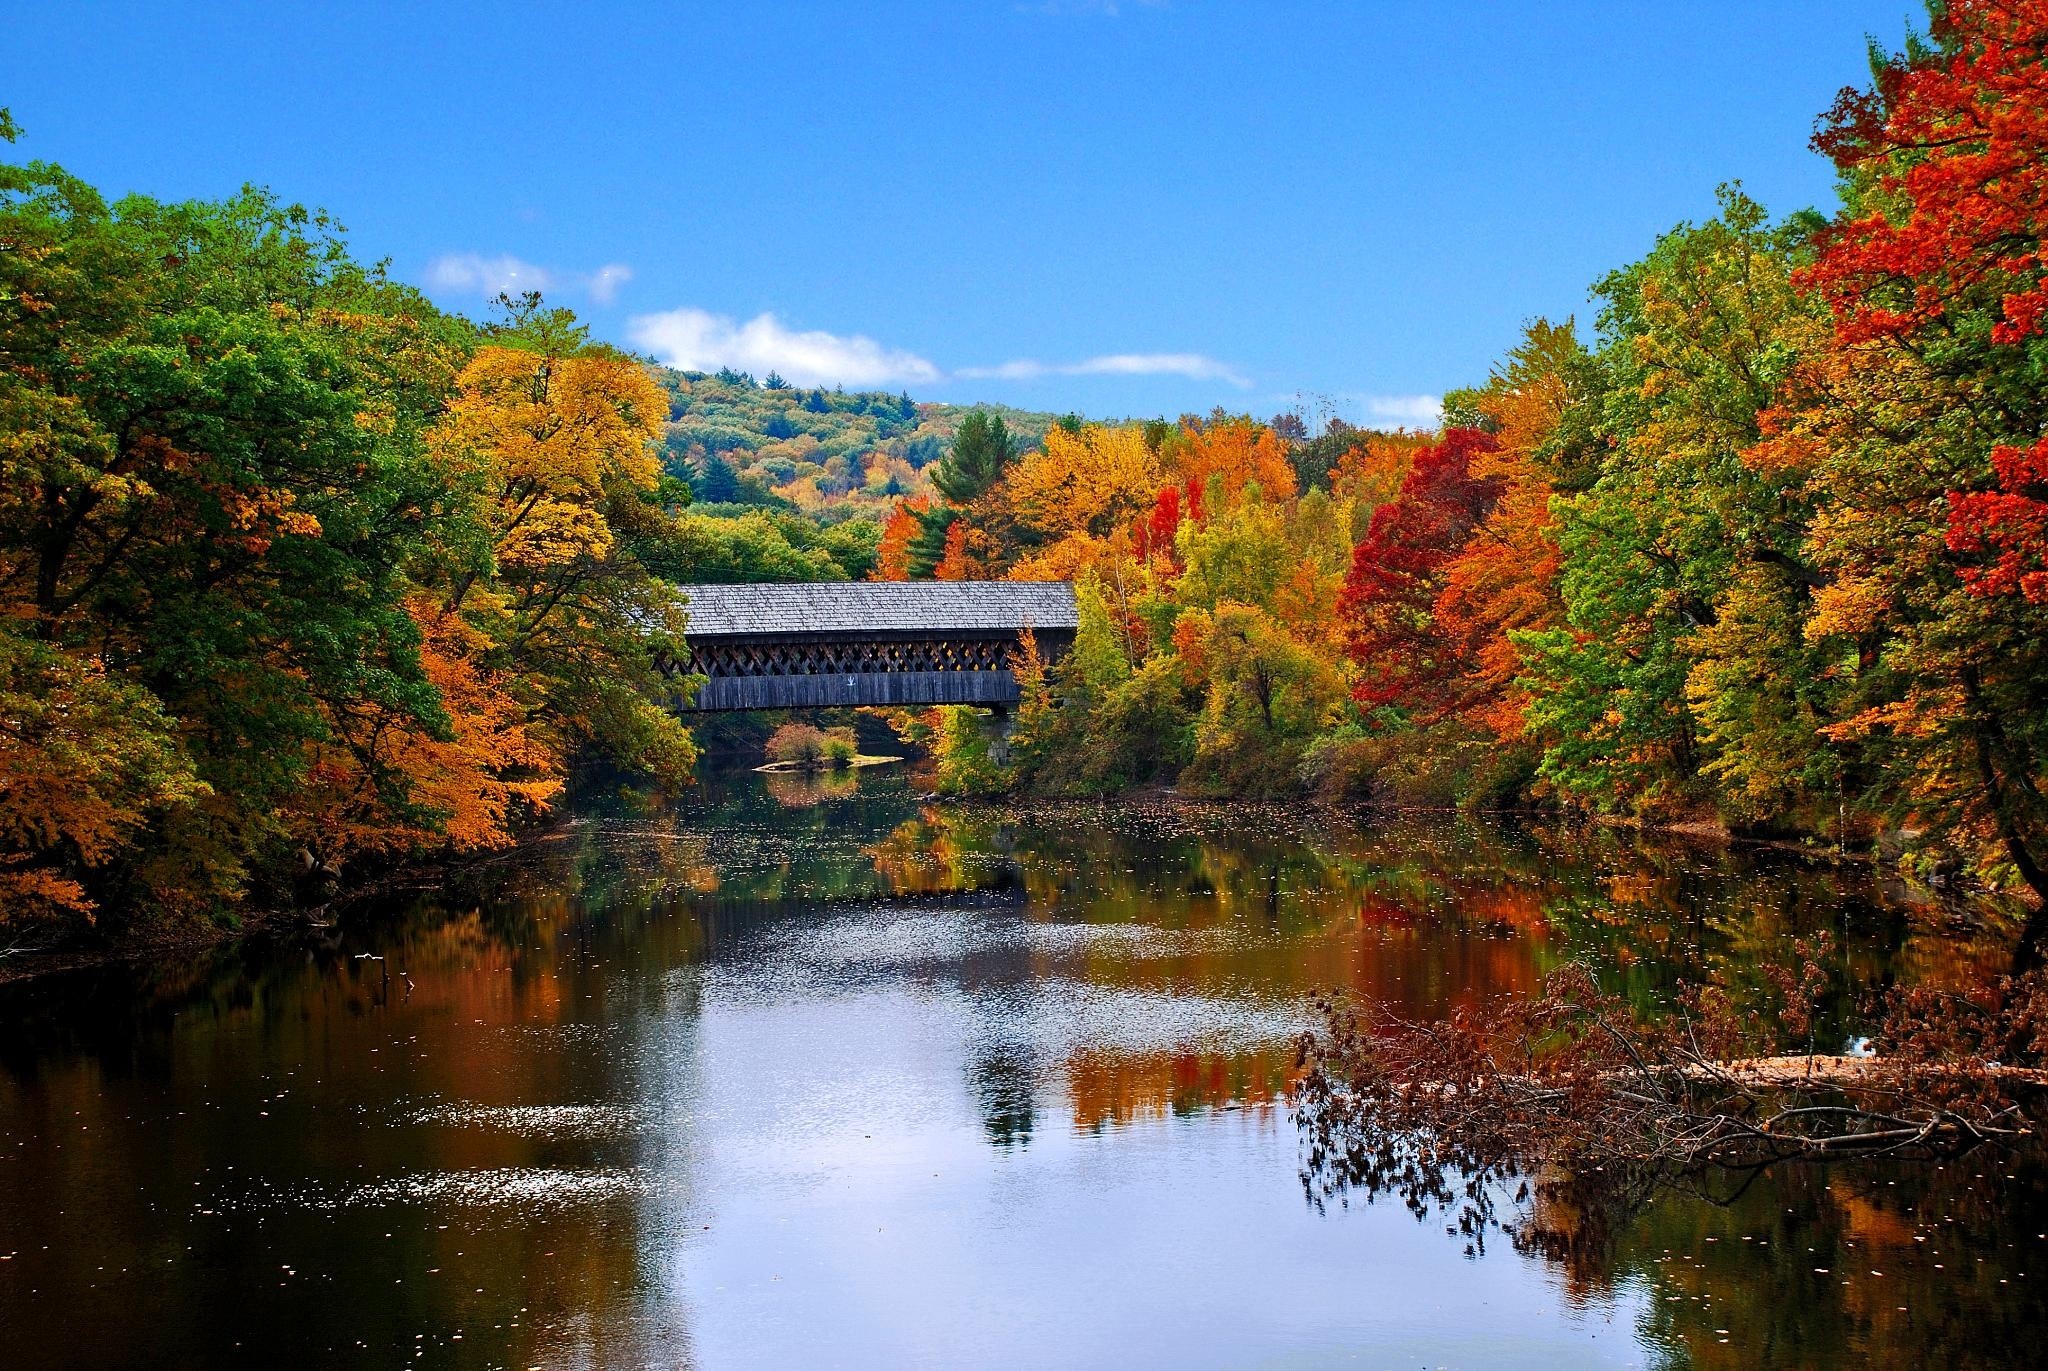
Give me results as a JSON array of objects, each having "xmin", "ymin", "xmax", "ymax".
[{"xmin": 680, "ymin": 581, "xmax": 1079, "ymax": 638}]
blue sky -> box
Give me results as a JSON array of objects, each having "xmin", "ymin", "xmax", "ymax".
[{"xmin": 8, "ymin": 1, "xmax": 1920, "ymax": 423}]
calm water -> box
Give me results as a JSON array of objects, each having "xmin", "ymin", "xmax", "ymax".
[{"xmin": 2, "ymin": 766, "xmax": 2044, "ymax": 1369}]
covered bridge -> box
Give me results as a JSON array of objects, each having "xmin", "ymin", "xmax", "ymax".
[{"xmin": 662, "ymin": 581, "xmax": 1079, "ymax": 711}]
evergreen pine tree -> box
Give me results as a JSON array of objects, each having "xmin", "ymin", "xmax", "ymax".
[
  {"xmin": 695, "ymin": 450, "xmax": 743, "ymax": 503},
  {"xmin": 930, "ymin": 410, "xmax": 1016, "ymax": 505},
  {"xmin": 907, "ymin": 506, "xmax": 957, "ymax": 579}
]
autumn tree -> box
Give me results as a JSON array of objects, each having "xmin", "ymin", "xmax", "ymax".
[
  {"xmin": 1181, "ymin": 602, "xmax": 1349, "ymax": 795},
  {"xmin": 1005, "ymin": 423, "xmax": 1163, "ymax": 547},
  {"xmin": 426, "ymin": 317, "xmax": 698, "ymax": 774},
  {"xmin": 1787, "ymin": 0, "xmax": 2048, "ymax": 957},
  {"xmin": 1332, "ymin": 431, "xmax": 1430, "ymax": 528},
  {"xmin": 1429, "ymin": 319, "xmax": 1584, "ymax": 741},
  {"xmin": 0, "ymin": 154, "xmax": 468, "ymax": 921},
  {"xmin": 873, "ymin": 496, "xmax": 927, "ymax": 581},
  {"xmin": 0, "ymin": 624, "xmax": 205, "ymax": 921},
  {"xmin": 1516, "ymin": 189, "xmax": 1827, "ymax": 820},
  {"xmin": 1162, "ymin": 414, "xmax": 1297, "ymax": 508},
  {"xmin": 1339, "ymin": 427, "xmax": 1502, "ymax": 713},
  {"xmin": 1174, "ymin": 488, "xmax": 1297, "ymax": 613}
]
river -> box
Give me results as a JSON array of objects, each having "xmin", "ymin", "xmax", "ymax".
[{"xmin": 1, "ymin": 765, "xmax": 2043, "ymax": 1369}]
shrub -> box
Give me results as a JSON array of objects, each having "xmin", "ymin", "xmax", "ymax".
[
  {"xmin": 1302, "ymin": 720, "xmax": 1538, "ymax": 809},
  {"xmin": 765, "ymin": 722, "xmax": 859, "ymax": 769},
  {"xmin": 765, "ymin": 722, "xmax": 827, "ymax": 766}
]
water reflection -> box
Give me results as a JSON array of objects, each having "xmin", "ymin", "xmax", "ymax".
[
  {"xmin": 760, "ymin": 764, "xmax": 861, "ymax": 808},
  {"xmin": 0, "ymin": 768, "xmax": 2037, "ymax": 1369}
]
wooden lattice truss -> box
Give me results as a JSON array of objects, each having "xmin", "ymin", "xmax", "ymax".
[{"xmin": 660, "ymin": 635, "xmax": 1026, "ymax": 681}]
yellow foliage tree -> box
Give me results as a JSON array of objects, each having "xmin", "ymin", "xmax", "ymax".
[
  {"xmin": 293, "ymin": 342, "xmax": 692, "ymax": 868},
  {"xmin": 1004, "ymin": 423, "xmax": 1162, "ymax": 541},
  {"xmin": 1168, "ymin": 417, "xmax": 1297, "ymax": 506}
]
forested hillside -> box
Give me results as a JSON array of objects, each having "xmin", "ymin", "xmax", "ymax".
[{"xmin": 653, "ymin": 365, "xmax": 1057, "ymax": 520}]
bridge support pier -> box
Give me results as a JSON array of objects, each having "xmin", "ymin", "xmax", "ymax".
[{"xmin": 983, "ymin": 704, "xmax": 1018, "ymax": 768}]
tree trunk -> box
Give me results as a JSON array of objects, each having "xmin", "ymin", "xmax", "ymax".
[{"xmin": 1960, "ymin": 673, "xmax": 2048, "ymax": 972}]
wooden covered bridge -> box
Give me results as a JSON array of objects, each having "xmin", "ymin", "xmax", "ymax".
[{"xmin": 661, "ymin": 582, "xmax": 1078, "ymax": 712}]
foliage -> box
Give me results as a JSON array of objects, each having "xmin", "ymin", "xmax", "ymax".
[
  {"xmin": 764, "ymin": 722, "xmax": 858, "ymax": 769},
  {"xmin": 1340, "ymin": 426, "xmax": 1502, "ymax": 713},
  {"xmin": 903, "ymin": 409, "xmax": 1019, "ymax": 578},
  {"xmin": 649, "ymin": 507, "xmax": 878, "ymax": 583},
  {"xmin": 929, "ymin": 409, "xmax": 1017, "ymax": 505},
  {"xmin": 0, "ymin": 622, "xmax": 206, "ymax": 920},
  {"xmin": 1782, "ymin": 0, "xmax": 2048, "ymax": 961},
  {"xmin": 1516, "ymin": 189, "xmax": 1824, "ymax": 820},
  {"xmin": 1182, "ymin": 602, "xmax": 1349, "ymax": 796},
  {"xmin": 653, "ymin": 367, "xmax": 1055, "ymax": 519},
  {"xmin": 0, "ymin": 151, "xmax": 699, "ymax": 937},
  {"xmin": 930, "ymin": 707, "xmax": 1006, "ymax": 795}
]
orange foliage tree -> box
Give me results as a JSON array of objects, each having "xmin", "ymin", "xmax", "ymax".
[
  {"xmin": 1430, "ymin": 320, "xmax": 1583, "ymax": 738},
  {"xmin": 873, "ymin": 496, "xmax": 928, "ymax": 581}
]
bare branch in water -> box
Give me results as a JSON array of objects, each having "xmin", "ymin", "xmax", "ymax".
[{"xmin": 1290, "ymin": 962, "xmax": 2048, "ymax": 1264}]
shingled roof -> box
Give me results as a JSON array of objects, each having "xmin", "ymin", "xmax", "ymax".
[{"xmin": 679, "ymin": 581, "xmax": 1079, "ymax": 638}]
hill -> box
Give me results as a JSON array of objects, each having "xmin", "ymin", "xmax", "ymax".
[{"xmin": 650, "ymin": 366, "xmax": 1060, "ymax": 521}]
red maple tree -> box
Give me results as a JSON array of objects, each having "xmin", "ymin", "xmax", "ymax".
[{"xmin": 1339, "ymin": 427, "xmax": 1502, "ymax": 710}]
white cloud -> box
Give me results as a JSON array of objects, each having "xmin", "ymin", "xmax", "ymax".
[
  {"xmin": 622, "ymin": 303, "xmax": 1252, "ymax": 393},
  {"xmin": 627, "ymin": 308, "xmax": 943, "ymax": 389},
  {"xmin": 955, "ymin": 359, "xmax": 1050, "ymax": 381},
  {"xmin": 587, "ymin": 263, "xmax": 633, "ymax": 304},
  {"xmin": 957, "ymin": 352, "xmax": 1251, "ymax": 388},
  {"xmin": 1358, "ymin": 393, "xmax": 1443, "ymax": 426},
  {"xmin": 422, "ymin": 253, "xmax": 634, "ymax": 304},
  {"xmin": 423, "ymin": 253, "xmax": 555, "ymax": 297},
  {"xmin": 1072, "ymin": 353, "xmax": 1250, "ymax": 386}
]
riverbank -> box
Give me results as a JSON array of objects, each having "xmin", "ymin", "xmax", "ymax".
[
  {"xmin": 2, "ymin": 788, "xmax": 2026, "ymax": 987},
  {"xmin": 0, "ymin": 816, "xmax": 594, "ymax": 987}
]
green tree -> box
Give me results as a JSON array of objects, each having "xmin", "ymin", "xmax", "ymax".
[
  {"xmin": 0, "ymin": 157, "xmax": 470, "ymax": 917},
  {"xmin": 1184, "ymin": 603, "xmax": 1349, "ymax": 795},
  {"xmin": 694, "ymin": 450, "xmax": 743, "ymax": 502},
  {"xmin": 907, "ymin": 505, "xmax": 957, "ymax": 579},
  {"xmin": 1517, "ymin": 188, "xmax": 1827, "ymax": 820},
  {"xmin": 930, "ymin": 410, "xmax": 1016, "ymax": 505},
  {"xmin": 906, "ymin": 411, "xmax": 1017, "ymax": 578}
]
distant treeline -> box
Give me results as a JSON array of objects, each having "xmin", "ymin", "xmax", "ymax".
[{"xmin": 655, "ymin": 365, "xmax": 1057, "ymax": 521}]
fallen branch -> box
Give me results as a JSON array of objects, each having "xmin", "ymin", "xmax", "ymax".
[
  {"xmin": 1683, "ymin": 1053, "xmax": 2048, "ymax": 1092},
  {"xmin": 1290, "ymin": 962, "xmax": 2048, "ymax": 1262}
]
